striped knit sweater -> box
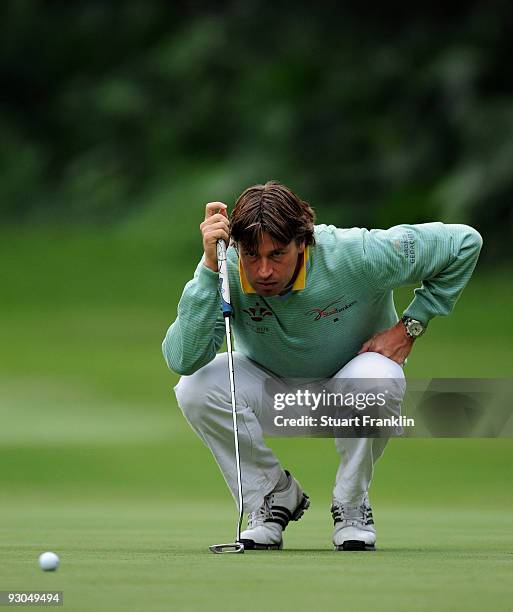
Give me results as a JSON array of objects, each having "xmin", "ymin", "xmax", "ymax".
[{"xmin": 162, "ymin": 223, "xmax": 482, "ymax": 379}]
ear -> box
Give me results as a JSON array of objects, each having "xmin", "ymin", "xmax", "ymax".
[{"xmin": 297, "ymin": 240, "xmax": 305, "ymax": 254}]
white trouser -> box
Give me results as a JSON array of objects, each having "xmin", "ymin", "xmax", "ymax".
[{"xmin": 174, "ymin": 352, "xmax": 405, "ymax": 512}]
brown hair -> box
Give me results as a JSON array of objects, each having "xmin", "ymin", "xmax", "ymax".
[{"xmin": 230, "ymin": 181, "xmax": 316, "ymax": 252}]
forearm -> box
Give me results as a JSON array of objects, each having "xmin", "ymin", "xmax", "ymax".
[{"xmin": 162, "ymin": 261, "xmax": 225, "ymax": 375}]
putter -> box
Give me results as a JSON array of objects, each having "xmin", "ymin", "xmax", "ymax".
[{"xmin": 209, "ymin": 239, "xmax": 245, "ymax": 555}]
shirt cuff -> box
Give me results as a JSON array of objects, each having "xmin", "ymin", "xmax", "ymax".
[{"xmin": 402, "ymin": 300, "xmax": 430, "ymax": 327}]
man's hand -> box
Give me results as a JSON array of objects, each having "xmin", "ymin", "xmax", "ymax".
[
  {"xmin": 358, "ymin": 320, "xmax": 414, "ymax": 365},
  {"xmin": 200, "ymin": 202, "xmax": 230, "ymax": 272}
]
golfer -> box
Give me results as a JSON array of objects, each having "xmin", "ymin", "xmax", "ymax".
[{"xmin": 162, "ymin": 181, "xmax": 482, "ymax": 550}]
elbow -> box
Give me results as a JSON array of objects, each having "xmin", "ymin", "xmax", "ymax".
[
  {"xmin": 161, "ymin": 338, "xmax": 182, "ymax": 375},
  {"xmin": 170, "ymin": 362, "xmax": 200, "ymax": 376},
  {"xmin": 161, "ymin": 339, "xmax": 200, "ymax": 376},
  {"xmin": 463, "ymin": 225, "xmax": 483, "ymax": 253},
  {"xmin": 161, "ymin": 346, "xmax": 174, "ymax": 372}
]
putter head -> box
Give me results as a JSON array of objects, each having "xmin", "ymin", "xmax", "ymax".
[{"xmin": 209, "ymin": 542, "xmax": 245, "ymax": 554}]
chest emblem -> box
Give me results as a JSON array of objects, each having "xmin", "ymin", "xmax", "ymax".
[
  {"xmin": 243, "ymin": 302, "xmax": 274, "ymax": 322},
  {"xmin": 305, "ymin": 297, "xmax": 357, "ymax": 322}
]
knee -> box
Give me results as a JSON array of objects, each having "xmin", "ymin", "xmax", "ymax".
[
  {"xmin": 174, "ymin": 356, "xmax": 228, "ymax": 425},
  {"xmin": 335, "ymin": 352, "xmax": 405, "ymax": 399},
  {"xmin": 341, "ymin": 352, "xmax": 405, "ymax": 380},
  {"xmin": 174, "ymin": 374, "xmax": 202, "ymax": 424}
]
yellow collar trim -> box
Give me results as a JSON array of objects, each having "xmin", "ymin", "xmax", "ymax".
[{"xmin": 238, "ymin": 246, "xmax": 309, "ymax": 294}]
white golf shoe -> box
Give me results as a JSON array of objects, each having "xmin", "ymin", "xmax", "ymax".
[
  {"xmin": 239, "ymin": 470, "xmax": 310, "ymax": 550},
  {"xmin": 331, "ymin": 495, "xmax": 376, "ymax": 551}
]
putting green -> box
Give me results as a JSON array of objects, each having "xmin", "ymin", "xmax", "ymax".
[{"xmin": 1, "ymin": 496, "xmax": 512, "ymax": 612}]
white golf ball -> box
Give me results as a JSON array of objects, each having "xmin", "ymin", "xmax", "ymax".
[{"xmin": 38, "ymin": 552, "xmax": 60, "ymax": 571}]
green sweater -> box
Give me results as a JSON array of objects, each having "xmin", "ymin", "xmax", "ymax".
[{"xmin": 162, "ymin": 223, "xmax": 482, "ymax": 379}]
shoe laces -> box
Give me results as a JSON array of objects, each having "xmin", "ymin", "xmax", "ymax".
[
  {"xmin": 331, "ymin": 500, "xmax": 369, "ymax": 527},
  {"xmin": 247, "ymin": 496, "xmax": 274, "ymax": 529}
]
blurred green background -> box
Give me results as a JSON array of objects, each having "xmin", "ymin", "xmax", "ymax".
[{"xmin": 1, "ymin": 2, "xmax": 512, "ymax": 610}]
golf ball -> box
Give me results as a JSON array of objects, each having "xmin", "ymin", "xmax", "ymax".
[{"xmin": 38, "ymin": 552, "xmax": 60, "ymax": 571}]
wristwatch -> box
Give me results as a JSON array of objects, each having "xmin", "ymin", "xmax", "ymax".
[{"xmin": 401, "ymin": 316, "xmax": 426, "ymax": 339}]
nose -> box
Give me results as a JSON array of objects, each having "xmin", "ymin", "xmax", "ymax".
[{"xmin": 257, "ymin": 258, "xmax": 273, "ymax": 279}]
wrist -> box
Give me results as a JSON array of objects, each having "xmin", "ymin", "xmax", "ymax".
[
  {"xmin": 401, "ymin": 315, "xmax": 426, "ymax": 339},
  {"xmin": 203, "ymin": 256, "xmax": 218, "ymax": 273}
]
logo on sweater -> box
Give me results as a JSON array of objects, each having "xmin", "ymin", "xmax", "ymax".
[
  {"xmin": 392, "ymin": 233, "xmax": 416, "ymax": 264},
  {"xmin": 305, "ymin": 297, "xmax": 357, "ymax": 322},
  {"xmin": 243, "ymin": 302, "xmax": 274, "ymax": 322}
]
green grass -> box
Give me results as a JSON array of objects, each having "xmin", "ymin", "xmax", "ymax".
[
  {"xmin": 1, "ymin": 227, "xmax": 512, "ymax": 610},
  {"xmin": 1, "ymin": 497, "xmax": 512, "ymax": 612}
]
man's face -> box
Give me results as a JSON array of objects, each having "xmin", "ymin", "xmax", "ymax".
[{"xmin": 238, "ymin": 232, "xmax": 305, "ymax": 297}]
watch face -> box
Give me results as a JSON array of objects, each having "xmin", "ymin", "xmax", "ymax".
[{"xmin": 409, "ymin": 322, "xmax": 423, "ymax": 336}]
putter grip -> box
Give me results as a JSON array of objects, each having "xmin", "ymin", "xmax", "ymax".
[{"xmin": 216, "ymin": 240, "xmax": 233, "ymax": 316}]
